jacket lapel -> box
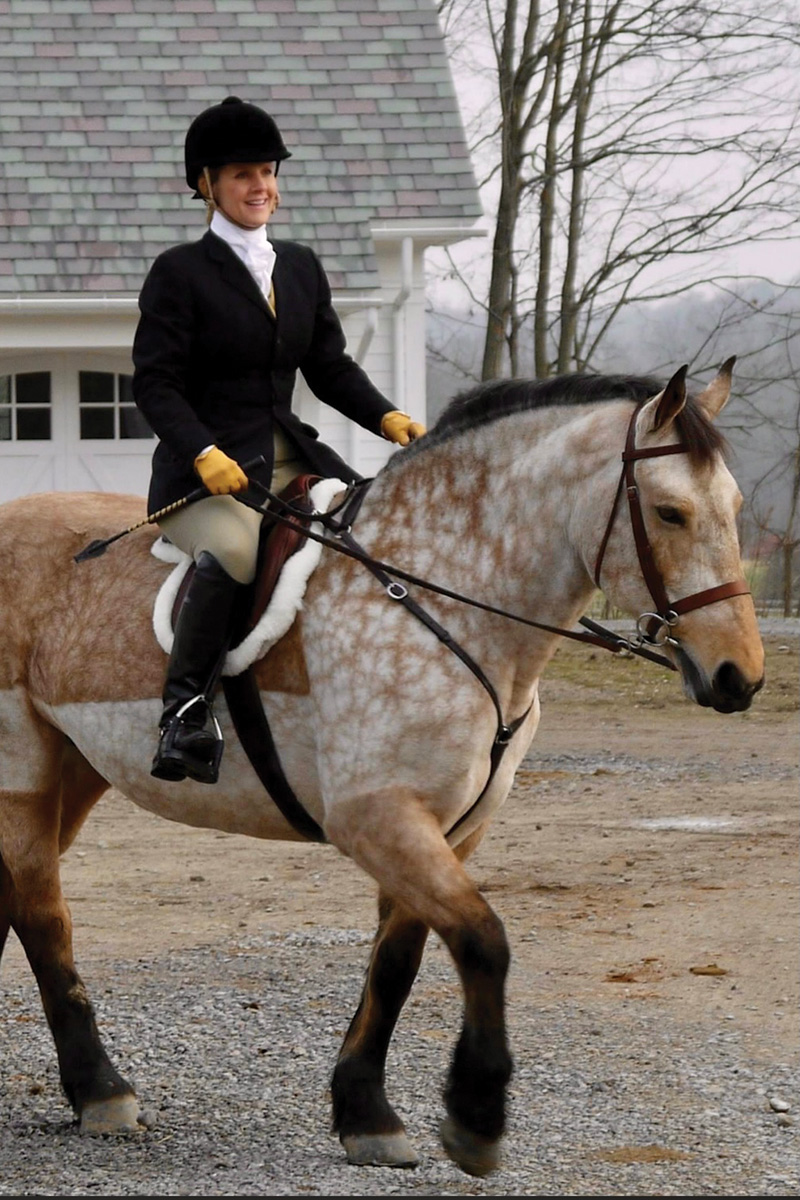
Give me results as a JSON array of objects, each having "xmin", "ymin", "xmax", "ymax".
[
  {"xmin": 271, "ymin": 243, "xmax": 285, "ymax": 326},
  {"xmin": 203, "ymin": 231, "xmax": 275, "ymax": 321}
]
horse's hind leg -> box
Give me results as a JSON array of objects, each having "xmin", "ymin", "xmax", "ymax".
[
  {"xmin": 0, "ymin": 729, "xmax": 140, "ymax": 1133},
  {"xmin": 327, "ymin": 796, "xmax": 512, "ymax": 1177},
  {"xmin": 331, "ymin": 891, "xmax": 429, "ymax": 1168}
]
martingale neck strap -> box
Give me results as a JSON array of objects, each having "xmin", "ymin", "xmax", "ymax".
[{"xmin": 336, "ymin": 525, "xmax": 533, "ymax": 841}]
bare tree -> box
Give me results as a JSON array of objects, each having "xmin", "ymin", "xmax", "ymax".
[
  {"xmin": 434, "ymin": 0, "xmax": 800, "ymax": 380},
  {"xmin": 611, "ymin": 280, "xmax": 800, "ymax": 614},
  {"xmin": 721, "ymin": 300, "xmax": 800, "ymax": 616}
]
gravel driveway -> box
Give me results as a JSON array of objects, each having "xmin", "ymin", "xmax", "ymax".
[
  {"xmin": 1, "ymin": 621, "xmax": 797, "ymax": 1196},
  {"xmin": 2, "ymin": 930, "xmax": 797, "ymax": 1196}
]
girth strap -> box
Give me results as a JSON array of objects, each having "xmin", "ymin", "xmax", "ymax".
[{"xmin": 222, "ymin": 668, "xmax": 326, "ymax": 843}]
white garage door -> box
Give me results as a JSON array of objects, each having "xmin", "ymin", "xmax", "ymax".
[
  {"xmin": 0, "ymin": 352, "xmax": 154, "ymax": 503},
  {"xmin": 0, "ymin": 347, "xmax": 395, "ymax": 507}
]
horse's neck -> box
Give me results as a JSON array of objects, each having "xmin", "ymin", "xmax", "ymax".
[{"xmin": 357, "ymin": 406, "xmax": 618, "ymax": 678}]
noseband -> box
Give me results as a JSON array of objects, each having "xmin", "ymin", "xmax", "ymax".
[{"xmin": 593, "ymin": 402, "xmax": 750, "ymax": 646}]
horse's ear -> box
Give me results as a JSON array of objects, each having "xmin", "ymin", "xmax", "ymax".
[
  {"xmin": 638, "ymin": 364, "xmax": 688, "ymax": 437},
  {"xmin": 695, "ymin": 356, "xmax": 735, "ymax": 420}
]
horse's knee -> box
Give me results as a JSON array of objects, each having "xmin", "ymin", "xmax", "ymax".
[{"xmin": 448, "ymin": 912, "xmax": 510, "ymax": 981}]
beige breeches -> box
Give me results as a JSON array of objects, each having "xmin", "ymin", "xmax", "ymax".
[{"xmin": 158, "ymin": 428, "xmax": 309, "ymax": 584}]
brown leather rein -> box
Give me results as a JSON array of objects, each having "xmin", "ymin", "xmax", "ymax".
[
  {"xmin": 592, "ymin": 401, "xmax": 751, "ymax": 648},
  {"xmin": 231, "ymin": 401, "xmax": 750, "ymax": 843},
  {"xmin": 248, "ymin": 400, "xmax": 749, "ymax": 671}
]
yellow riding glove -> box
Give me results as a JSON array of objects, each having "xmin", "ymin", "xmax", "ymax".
[
  {"xmin": 193, "ymin": 446, "xmax": 248, "ymax": 495},
  {"xmin": 381, "ymin": 410, "xmax": 427, "ymax": 446}
]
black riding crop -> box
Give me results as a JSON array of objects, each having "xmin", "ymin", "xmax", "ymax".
[{"xmin": 73, "ymin": 454, "xmax": 268, "ymax": 563}]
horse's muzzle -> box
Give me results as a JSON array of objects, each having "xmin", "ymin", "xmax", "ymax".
[{"xmin": 674, "ymin": 645, "xmax": 765, "ymax": 713}]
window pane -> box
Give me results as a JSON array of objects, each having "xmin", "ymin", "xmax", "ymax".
[
  {"xmin": 0, "ymin": 377, "xmax": 9, "ymax": 404},
  {"xmin": 80, "ymin": 408, "xmax": 114, "ymax": 439},
  {"xmin": 0, "ymin": 408, "xmax": 11, "ymax": 440},
  {"xmin": 17, "ymin": 409, "xmax": 51, "ymax": 440},
  {"xmin": 120, "ymin": 406, "xmax": 154, "ymax": 439},
  {"xmin": 17, "ymin": 372, "xmax": 50, "ymax": 405},
  {"xmin": 119, "ymin": 374, "xmax": 134, "ymax": 404},
  {"xmin": 79, "ymin": 371, "xmax": 113, "ymax": 405}
]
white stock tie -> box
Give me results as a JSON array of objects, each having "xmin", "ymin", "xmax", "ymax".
[
  {"xmin": 243, "ymin": 241, "xmax": 277, "ymax": 311},
  {"xmin": 210, "ymin": 211, "xmax": 277, "ymax": 312}
]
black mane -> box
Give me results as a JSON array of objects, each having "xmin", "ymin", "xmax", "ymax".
[{"xmin": 382, "ymin": 372, "xmax": 725, "ymax": 472}]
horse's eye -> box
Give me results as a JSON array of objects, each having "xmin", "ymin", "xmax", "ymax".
[{"xmin": 656, "ymin": 506, "xmax": 685, "ymax": 526}]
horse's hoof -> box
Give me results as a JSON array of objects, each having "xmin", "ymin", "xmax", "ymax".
[
  {"xmin": 341, "ymin": 1131, "xmax": 420, "ymax": 1168},
  {"xmin": 79, "ymin": 1095, "xmax": 143, "ymax": 1135},
  {"xmin": 440, "ymin": 1116, "xmax": 501, "ymax": 1177}
]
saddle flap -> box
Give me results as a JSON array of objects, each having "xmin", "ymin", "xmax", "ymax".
[
  {"xmin": 171, "ymin": 473, "xmax": 322, "ymax": 636},
  {"xmin": 247, "ymin": 473, "xmax": 322, "ymax": 633}
]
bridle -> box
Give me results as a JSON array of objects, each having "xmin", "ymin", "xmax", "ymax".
[
  {"xmin": 244, "ymin": 399, "xmax": 751, "ymax": 670},
  {"xmin": 592, "ymin": 400, "xmax": 751, "ymax": 649}
]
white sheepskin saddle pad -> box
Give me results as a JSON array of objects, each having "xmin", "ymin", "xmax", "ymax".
[{"xmin": 150, "ymin": 477, "xmax": 346, "ymax": 677}]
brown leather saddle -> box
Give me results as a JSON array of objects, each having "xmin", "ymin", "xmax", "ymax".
[{"xmin": 171, "ymin": 472, "xmax": 322, "ymax": 638}]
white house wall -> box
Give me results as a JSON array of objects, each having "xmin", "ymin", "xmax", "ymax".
[
  {"xmin": 0, "ymin": 234, "xmax": 431, "ymax": 504},
  {"xmin": 259, "ymin": 234, "xmax": 430, "ymax": 484}
]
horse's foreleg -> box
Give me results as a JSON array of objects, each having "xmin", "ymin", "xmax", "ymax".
[
  {"xmin": 0, "ymin": 738, "xmax": 140, "ymax": 1134},
  {"xmin": 0, "ymin": 855, "xmax": 12, "ymax": 960},
  {"xmin": 331, "ymin": 891, "xmax": 428, "ymax": 1168},
  {"xmin": 326, "ymin": 793, "xmax": 512, "ymax": 1178}
]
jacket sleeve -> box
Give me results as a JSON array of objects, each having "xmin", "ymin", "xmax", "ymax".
[
  {"xmin": 131, "ymin": 252, "xmax": 217, "ymax": 464},
  {"xmin": 297, "ymin": 249, "xmax": 396, "ymax": 434}
]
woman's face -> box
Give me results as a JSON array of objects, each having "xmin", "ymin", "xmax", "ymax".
[{"xmin": 209, "ymin": 161, "xmax": 280, "ymax": 229}]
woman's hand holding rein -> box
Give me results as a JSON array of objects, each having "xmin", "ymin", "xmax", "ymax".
[
  {"xmin": 193, "ymin": 446, "xmax": 249, "ymax": 494},
  {"xmin": 381, "ymin": 410, "xmax": 426, "ymax": 446}
]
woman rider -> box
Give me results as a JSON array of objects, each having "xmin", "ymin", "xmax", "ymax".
[{"xmin": 132, "ymin": 96, "xmax": 425, "ymax": 786}]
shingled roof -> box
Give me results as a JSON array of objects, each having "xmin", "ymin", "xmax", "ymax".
[{"xmin": 0, "ymin": 0, "xmax": 483, "ymax": 296}]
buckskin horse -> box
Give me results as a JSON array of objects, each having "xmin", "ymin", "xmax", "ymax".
[{"xmin": 0, "ymin": 360, "xmax": 764, "ymax": 1177}]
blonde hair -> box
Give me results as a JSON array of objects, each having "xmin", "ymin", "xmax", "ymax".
[{"xmin": 201, "ymin": 166, "xmax": 217, "ymax": 225}]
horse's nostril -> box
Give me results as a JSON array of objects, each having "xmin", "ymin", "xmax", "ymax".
[{"xmin": 714, "ymin": 661, "xmax": 761, "ymax": 704}]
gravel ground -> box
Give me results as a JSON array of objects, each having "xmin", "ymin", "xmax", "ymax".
[
  {"xmin": 1, "ymin": 618, "xmax": 797, "ymax": 1196},
  {"xmin": 1, "ymin": 930, "xmax": 798, "ymax": 1197}
]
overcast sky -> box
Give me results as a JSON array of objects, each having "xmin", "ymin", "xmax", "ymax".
[{"xmin": 436, "ymin": 9, "xmax": 800, "ymax": 305}]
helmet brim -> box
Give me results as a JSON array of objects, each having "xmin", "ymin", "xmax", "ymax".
[{"xmin": 184, "ymin": 97, "xmax": 291, "ymax": 192}]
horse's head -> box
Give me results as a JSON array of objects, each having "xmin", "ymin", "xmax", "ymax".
[{"xmin": 595, "ymin": 357, "xmax": 765, "ymax": 713}]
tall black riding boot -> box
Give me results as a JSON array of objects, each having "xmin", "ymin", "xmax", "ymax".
[{"xmin": 151, "ymin": 551, "xmax": 240, "ymax": 785}]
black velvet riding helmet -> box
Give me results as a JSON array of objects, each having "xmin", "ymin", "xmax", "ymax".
[{"xmin": 184, "ymin": 96, "xmax": 292, "ymax": 196}]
